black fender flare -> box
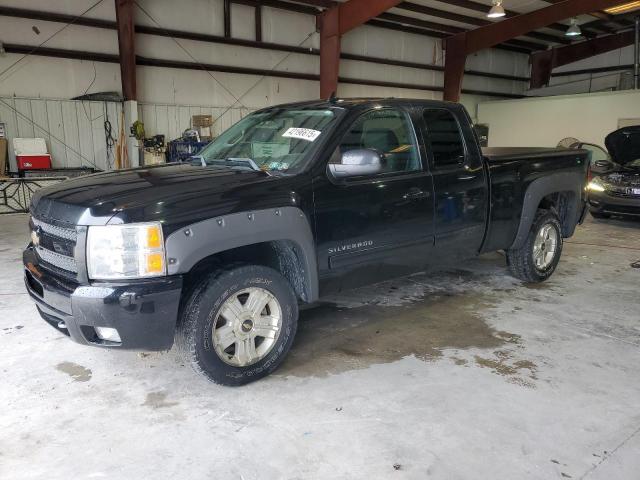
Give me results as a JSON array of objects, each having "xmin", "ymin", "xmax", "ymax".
[
  {"xmin": 510, "ymin": 172, "xmax": 584, "ymax": 250},
  {"xmin": 164, "ymin": 206, "xmax": 319, "ymax": 302}
]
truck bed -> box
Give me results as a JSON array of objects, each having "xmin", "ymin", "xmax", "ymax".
[{"xmin": 482, "ymin": 147, "xmax": 579, "ymax": 162}]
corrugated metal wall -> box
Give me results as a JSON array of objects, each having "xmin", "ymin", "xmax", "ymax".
[
  {"xmin": 137, "ymin": 102, "xmax": 253, "ymax": 141},
  {"xmin": 0, "ymin": 97, "xmax": 252, "ymax": 171},
  {"xmin": 0, "ymin": 96, "xmax": 123, "ymax": 171}
]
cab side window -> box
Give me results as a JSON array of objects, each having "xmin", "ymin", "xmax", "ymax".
[
  {"xmin": 339, "ymin": 108, "xmax": 421, "ymax": 174},
  {"xmin": 423, "ymin": 109, "xmax": 466, "ymax": 167}
]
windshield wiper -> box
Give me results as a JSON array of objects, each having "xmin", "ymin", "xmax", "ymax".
[{"xmin": 190, "ymin": 156, "xmax": 268, "ymax": 174}]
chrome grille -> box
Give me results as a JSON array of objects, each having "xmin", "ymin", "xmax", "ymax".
[
  {"xmin": 31, "ymin": 218, "xmax": 78, "ymax": 274},
  {"xmin": 32, "ymin": 218, "xmax": 77, "ymax": 241},
  {"xmin": 607, "ymin": 188, "xmax": 640, "ymax": 198},
  {"xmin": 35, "ymin": 246, "xmax": 77, "ymax": 272}
]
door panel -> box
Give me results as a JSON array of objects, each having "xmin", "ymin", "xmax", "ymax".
[
  {"xmin": 314, "ymin": 173, "xmax": 434, "ymax": 293},
  {"xmin": 420, "ymin": 108, "xmax": 488, "ymax": 261},
  {"xmin": 312, "ymin": 107, "xmax": 435, "ymax": 295}
]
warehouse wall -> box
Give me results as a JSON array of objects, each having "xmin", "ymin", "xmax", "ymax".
[
  {"xmin": 527, "ymin": 45, "xmax": 636, "ymax": 96},
  {"xmin": 0, "ymin": 96, "xmax": 123, "ymax": 171},
  {"xmin": 477, "ymin": 89, "xmax": 640, "ymax": 148},
  {"xmin": 0, "ymin": 0, "xmax": 529, "ymax": 170}
]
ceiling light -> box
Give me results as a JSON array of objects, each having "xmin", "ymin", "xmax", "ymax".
[
  {"xmin": 487, "ymin": 0, "xmax": 506, "ymax": 18},
  {"xmin": 565, "ymin": 18, "xmax": 581, "ymax": 37},
  {"xmin": 604, "ymin": 1, "xmax": 640, "ymax": 14}
]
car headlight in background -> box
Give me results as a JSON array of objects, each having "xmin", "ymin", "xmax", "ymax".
[
  {"xmin": 87, "ymin": 222, "xmax": 166, "ymax": 280},
  {"xmin": 586, "ymin": 178, "xmax": 605, "ymax": 192}
]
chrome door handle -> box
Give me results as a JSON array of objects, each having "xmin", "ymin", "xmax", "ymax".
[{"xmin": 403, "ymin": 188, "xmax": 430, "ymax": 200}]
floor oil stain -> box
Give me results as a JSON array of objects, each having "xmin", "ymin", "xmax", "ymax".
[
  {"xmin": 475, "ymin": 352, "xmax": 537, "ymax": 378},
  {"xmin": 280, "ymin": 292, "xmax": 521, "ymax": 378},
  {"xmin": 142, "ymin": 391, "xmax": 179, "ymax": 409},
  {"xmin": 55, "ymin": 362, "xmax": 92, "ymax": 382}
]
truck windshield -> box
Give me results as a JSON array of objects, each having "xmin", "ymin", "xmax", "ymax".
[{"xmin": 196, "ymin": 109, "xmax": 339, "ymax": 173}]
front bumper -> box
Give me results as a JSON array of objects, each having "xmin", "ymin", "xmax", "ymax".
[
  {"xmin": 23, "ymin": 246, "xmax": 183, "ymax": 350},
  {"xmin": 588, "ymin": 191, "xmax": 640, "ymax": 217}
]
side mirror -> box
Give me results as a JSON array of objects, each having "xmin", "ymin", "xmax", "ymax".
[{"xmin": 327, "ymin": 149, "xmax": 383, "ymax": 179}]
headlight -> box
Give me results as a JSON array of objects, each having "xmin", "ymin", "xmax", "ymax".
[
  {"xmin": 87, "ymin": 222, "xmax": 166, "ymax": 280},
  {"xmin": 587, "ymin": 178, "xmax": 605, "ymax": 192}
]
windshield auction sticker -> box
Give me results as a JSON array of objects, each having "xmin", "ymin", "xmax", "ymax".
[{"xmin": 282, "ymin": 128, "xmax": 321, "ymax": 142}]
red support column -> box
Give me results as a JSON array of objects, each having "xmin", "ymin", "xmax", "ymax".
[
  {"xmin": 319, "ymin": 6, "xmax": 340, "ymax": 99},
  {"xmin": 530, "ymin": 50, "xmax": 554, "ymax": 89},
  {"xmin": 114, "ymin": 0, "xmax": 136, "ymax": 100},
  {"xmin": 443, "ymin": 34, "xmax": 466, "ymax": 102},
  {"xmin": 530, "ymin": 29, "xmax": 637, "ymax": 89},
  {"xmin": 317, "ymin": 0, "xmax": 404, "ymax": 99}
]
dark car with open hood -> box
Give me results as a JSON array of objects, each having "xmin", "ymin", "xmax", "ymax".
[
  {"xmin": 586, "ymin": 125, "xmax": 640, "ymax": 219},
  {"xmin": 23, "ymin": 98, "xmax": 589, "ymax": 386}
]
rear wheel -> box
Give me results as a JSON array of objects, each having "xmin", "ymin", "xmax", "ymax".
[
  {"xmin": 506, "ymin": 209, "xmax": 563, "ymax": 283},
  {"xmin": 177, "ymin": 265, "xmax": 298, "ymax": 386}
]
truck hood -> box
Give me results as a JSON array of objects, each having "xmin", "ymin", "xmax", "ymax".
[
  {"xmin": 31, "ymin": 163, "xmax": 278, "ymax": 227},
  {"xmin": 605, "ymin": 126, "xmax": 640, "ymax": 165}
]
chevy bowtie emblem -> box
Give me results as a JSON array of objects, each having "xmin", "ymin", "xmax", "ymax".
[{"xmin": 31, "ymin": 227, "xmax": 41, "ymax": 247}]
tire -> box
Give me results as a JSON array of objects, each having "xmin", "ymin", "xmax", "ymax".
[
  {"xmin": 176, "ymin": 264, "xmax": 298, "ymax": 386},
  {"xmin": 506, "ymin": 209, "xmax": 563, "ymax": 283},
  {"xmin": 590, "ymin": 210, "xmax": 610, "ymax": 219}
]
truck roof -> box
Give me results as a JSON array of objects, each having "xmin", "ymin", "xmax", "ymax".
[{"xmin": 254, "ymin": 97, "xmax": 462, "ymax": 113}]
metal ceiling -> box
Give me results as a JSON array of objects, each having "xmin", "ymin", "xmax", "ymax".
[{"xmin": 283, "ymin": 0, "xmax": 639, "ymax": 52}]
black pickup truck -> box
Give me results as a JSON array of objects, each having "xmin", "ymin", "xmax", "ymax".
[{"xmin": 23, "ymin": 98, "xmax": 589, "ymax": 385}]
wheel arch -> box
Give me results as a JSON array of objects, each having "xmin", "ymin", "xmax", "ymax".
[
  {"xmin": 165, "ymin": 207, "xmax": 318, "ymax": 303},
  {"xmin": 510, "ymin": 172, "xmax": 584, "ymax": 250}
]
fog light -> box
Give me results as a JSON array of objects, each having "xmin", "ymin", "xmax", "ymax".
[{"xmin": 95, "ymin": 327, "xmax": 121, "ymax": 343}]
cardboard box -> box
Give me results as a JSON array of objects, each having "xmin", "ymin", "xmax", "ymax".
[
  {"xmin": 192, "ymin": 114, "xmax": 213, "ymax": 128},
  {"xmin": 198, "ymin": 126, "xmax": 212, "ymax": 140},
  {"xmin": 144, "ymin": 150, "xmax": 165, "ymax": 166}
]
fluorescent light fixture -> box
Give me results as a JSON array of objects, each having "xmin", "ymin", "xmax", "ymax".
[
  {"xmin": 604, "ymin": 1, "xmax": 640, "ymax": 14},
  {"xmin": 487, "ymin": 0, "xmax": 506, "ymax": 18},
  {"xmin": 565, "ymin": 18, "xmax": 581, "ymax": 37}
]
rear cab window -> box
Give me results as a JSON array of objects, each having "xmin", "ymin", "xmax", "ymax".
[{"xmin": 422, "ymin": 109, "xmax": 467, "ymax": 168}]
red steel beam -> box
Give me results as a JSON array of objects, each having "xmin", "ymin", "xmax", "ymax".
[
  {"xmin": 530, "ymin": 29, "xmax": 637, "ymax": 88},
  {"xmin": 318, "ymin": 0, "xmax": 403, "ymax": 98},
  {"xmin": 114, "ymin": 0, "xmax": 136, "ymax": 100},
  {"xmin": 443, "ymin": 0, "xmax": 626, "ymax": 102}
]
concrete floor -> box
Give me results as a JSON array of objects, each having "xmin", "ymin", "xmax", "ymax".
[{"xmin": 1, "ymin": 213, "xmax": 639, "ymax": 480}]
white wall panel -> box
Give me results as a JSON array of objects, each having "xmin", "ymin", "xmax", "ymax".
[
  {"xmin": 0, "ymin": 96, "xmax": 122, "ymax": 171},
  {"xmin": 231, "ymin": 4, "xmax": 257, "ymax": 41},
  {"xmin": 0, "ymin": 0, "xmax": 528, "ymax": 110},
  {"xmin": 137, "ymin": 102, "xmax": 253, "ymax": 141},
  {"xmin": 261, "ymin": 7, "xmax": 318, "ymax": 47},
  {"xmin": 0, "ymin": 55, "xmax": 121, "ymax": 100},
  {"xmin": 477, "ymin": 90, "xmax": 640, "ymax": 148},
  {"xmin": 135, "ymin": 0, "xmax": 225, "ymax": 36},
  {"xmin": 0, "ymin": 0, "xmax": 532, "ymax": 172},
  {"xmin": 0, "ymin": 0, "xmax": 116, "ymax": 20},
  {"xmin": 0, "ymin": 17, "xmax": 118, "ymax": 53}
]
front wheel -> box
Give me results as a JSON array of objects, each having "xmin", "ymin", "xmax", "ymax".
[
  {"xmin": 176, "ymin": 265, "xmax": 298, "ymax": 386},
  {"xmin": 506, "ymin": 209, "xmax": 563, "ymax": 283}
]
